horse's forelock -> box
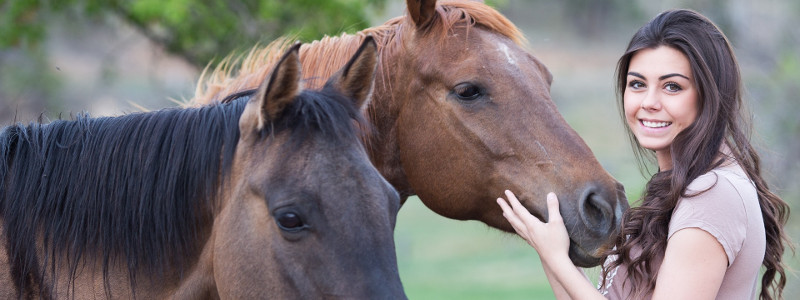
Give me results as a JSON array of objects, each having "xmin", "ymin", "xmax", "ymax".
[{"xmin": 431, "ymin": 1, "xmax": 526, "ymax": 46}]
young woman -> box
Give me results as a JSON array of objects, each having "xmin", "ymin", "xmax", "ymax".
[{"xmin": 497, "ymin": 9, "xmax": 790, "ymax": 300}]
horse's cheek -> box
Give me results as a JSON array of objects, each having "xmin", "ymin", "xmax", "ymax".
[{"xmin": 213, "ymin": 195, "xmax": 276, "ymax": 296}]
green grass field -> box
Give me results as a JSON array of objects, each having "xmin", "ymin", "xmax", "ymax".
[
  {"xmin": 395, "ymin": 196, "xmax": 571, "ymax": 299},
  {"xmin": 395, "ymin": 193, "xmax": 800, "ymax": 299}
]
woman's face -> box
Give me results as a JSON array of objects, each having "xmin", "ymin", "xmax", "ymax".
[{"xmin": 624, "ymin": 46, "xmax": 700, "ymax": 155}]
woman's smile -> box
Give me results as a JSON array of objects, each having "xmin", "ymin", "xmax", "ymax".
[{"xmin": 640, "ymin": 119, "xmax": 671, "ymax": 129}]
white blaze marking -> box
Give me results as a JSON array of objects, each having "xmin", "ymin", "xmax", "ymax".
[
  {"xmin": 536, "ymin": 140, "xmax": 553, "ymax": 165},
  {"xmin": 499, "ymin": 43, "xmax": 516, "ymax": 65}
]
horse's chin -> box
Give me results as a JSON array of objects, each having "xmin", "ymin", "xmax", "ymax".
[{"xmin": 568, "ymin": 242, "xmax": 605, "ymax": 268}]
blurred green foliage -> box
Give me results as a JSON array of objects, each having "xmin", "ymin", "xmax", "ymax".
[
  {"xmin": 0, "ymin": 47, "xmax": 64, "ymax": 123},
  {"xmin": 0, "ymin": 0, "xmax": 387, "ymax": 67}
]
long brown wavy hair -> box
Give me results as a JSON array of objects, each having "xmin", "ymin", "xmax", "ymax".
[{"xmin": 602, "ymin": 9, "xmax": 791, "ymax": 300}]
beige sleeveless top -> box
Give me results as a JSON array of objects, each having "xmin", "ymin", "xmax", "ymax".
[{"xmin": 598, "ymin": 163, "xmax": 765, "ymax": 299}]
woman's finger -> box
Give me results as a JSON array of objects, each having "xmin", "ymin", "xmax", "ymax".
[
  {"xmin": 505, "ymin": 190, "xmax": 547, "ymax": 226},
  {"xmin": 546, "ymin": 192, "xmax": 563, "ymax": 223},
  {"xmin": 497, "ymin": 198, "xmax": 529, "ymax": 234},
  {"xmin": 504, "ymin": 190, "xmax": 534, "ymax": 217},
  {"xmin": 496, "ymin": 197, "xmax": 519, "ymax": 223}
]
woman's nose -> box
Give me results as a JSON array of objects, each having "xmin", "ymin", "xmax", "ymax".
[{"xmin": 640, "ymin": 90, "xmax": 661, "ymax": 111}]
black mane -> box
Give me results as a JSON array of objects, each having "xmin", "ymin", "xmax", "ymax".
[{"xmin": 0, "ymin": 86, "xmax": 365, "ymax": 296}]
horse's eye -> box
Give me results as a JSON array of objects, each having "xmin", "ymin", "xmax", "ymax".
[
  {"xmin": 453, "ymin": 83, "xmax": 483, "ymax": 101},
  {"xmin": 276, "ymin": 212, "xmax": 305, "ymax": 231}
]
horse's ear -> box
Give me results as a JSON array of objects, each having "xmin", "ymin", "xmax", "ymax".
[
  {"xmin": 325, "ymin": 36, "xmax": 378, "ymax": 111},
  {"xmin": 406, "ymin": 0, "xmax": 437, "ymax": 29},
  {"xmin": 252, "ymin": 42, "xmax": 303, "ymax": 130}
]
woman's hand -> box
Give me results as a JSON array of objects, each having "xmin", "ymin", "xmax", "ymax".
[
  {"xmin": 498, "ymin": 190, "xmax": 605, "ymax": 300},
  {"xmin": 496, "ymin": 190, "xmax": 571, "ymax": 263}
]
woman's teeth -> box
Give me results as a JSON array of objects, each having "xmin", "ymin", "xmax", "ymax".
[{"xmin": 642, "ymin": 120, "xmax": 671, "ymax": 128}]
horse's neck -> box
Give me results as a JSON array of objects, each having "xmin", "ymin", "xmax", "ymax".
[
  {"xmin": 360, "ymin": 65, "xmax": 413, "ymax": 198},
  {"xmin": 310, "ymin": 35, "xmax": 412, "ymax": 199},
  {"xmin": 298, "ymin": 29, "xmax": 413, "ymax": 198}
]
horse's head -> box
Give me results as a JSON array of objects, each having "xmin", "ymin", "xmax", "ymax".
[
  {"xmin": 380, "ymin": 0, "xmax": 628, "ymax": 267},
  {"xmin": 215, "ymin": 38, "xmax": 406, "ymax": 298}
]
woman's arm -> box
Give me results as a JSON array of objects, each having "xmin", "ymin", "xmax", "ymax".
[
  {"xmin": 497, "ymin": 191, "xmax": 604, "ymax": 300},
  {"xmin": 541, "ymin": 260, "xmax": 572, "ymax": 300},
  {"xmin": 497, "ymin": 190, "xmax": 728, "ymax": 300},
  {"xmin": 652, "ymin": 228, "xmax": 727, "ymax": 299}
]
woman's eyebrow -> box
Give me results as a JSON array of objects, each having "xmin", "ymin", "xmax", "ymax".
[
  {"xmin": 627, "ymin": 72, "xmax": 690, "ymax": 81},
  {"xmin": 659, "ymin": 73, "xmax": 690, "ymax": 80},
  {"xmin": 627, "ymin": 71, "xmax": 645, "ymax": 79}
]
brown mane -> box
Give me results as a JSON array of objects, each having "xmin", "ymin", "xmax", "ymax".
[{"xmin": 189, "ymin": 0, "xmax": 525, "ymax": 106}]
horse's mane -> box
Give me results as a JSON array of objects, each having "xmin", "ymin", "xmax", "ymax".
[
  {"xmin": 0, "ymin": 100, "xmax": 246, "ymax": 296},
  {"xmin": 190, "ymin": 0, "xmax": 525, "ymax": 106},
  {"xmin": 0, "ymin": 87, "xmax": 365, "ymax": 296}
]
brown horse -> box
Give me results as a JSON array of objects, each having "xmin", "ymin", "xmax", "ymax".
[
  {"xmin": 192, "ymin": 0, "xmax": 628, "ymax": 267},
  {"xmin": 0, "ymin": 39, "xmax": 406, "ymax": 298}
]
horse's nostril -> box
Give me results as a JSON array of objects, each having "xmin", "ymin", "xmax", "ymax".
[{"xmin": 578, "ymin": 189, "xmax": 614, "ymax": 234}]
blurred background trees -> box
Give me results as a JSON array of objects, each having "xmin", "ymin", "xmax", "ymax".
[
  {"xmin": 1, "ymin": 0, "xmax": 387, "ymax": 65},
  {"xmin": 1, "ymin": 0, "xmax": 798, "ymax": 298},
  {"xmin": 0, "ymin": 0, "xmax": 387, "ymax": 120}
]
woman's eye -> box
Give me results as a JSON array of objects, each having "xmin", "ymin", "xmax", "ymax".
[
  {"xmin": 276, "ymin": 212, "xmax": 305, "ymax": 231},
  {"xmin": 664, "ymin": 82, "xmax": 682, "ymax": 93},
  {"xmin": 453, "ymin": 83, "xmax": 483, "ymax": 101},
  {"xmin": 628, "ymin": 80, "xmax": 645, "ymax": 89}
]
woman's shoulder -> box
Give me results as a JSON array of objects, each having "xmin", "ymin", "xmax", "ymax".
[
  {"xmin": 670, "ymin": 163, "xmax": 757, "ymax": 238},
  {"xmin": 685, "ymin": 163, "xmax": 753, "ymax": 199},
  {"xmin": 671, "ymin": 162, "xmax": 763, "ymax": 267}
]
